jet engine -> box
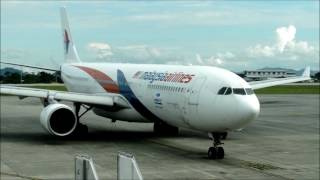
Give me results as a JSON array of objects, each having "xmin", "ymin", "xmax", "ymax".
[{"xmin": 40, "ymin": 103, "xmax": 77, "ymax": 136}]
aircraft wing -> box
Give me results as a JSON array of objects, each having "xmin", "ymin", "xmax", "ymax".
[
  {"xmin": 249, "ymin": 67, "xmax": 311, "ymax": 90},
  {"xmin": 0, "ymin": 61, "xmax": 59, "ymax": 72},
  {"xmin": 0, "ymin": 85, "xmax": 130, "ymax": 108}
]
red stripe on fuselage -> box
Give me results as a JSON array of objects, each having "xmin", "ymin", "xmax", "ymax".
[{"xmin": 75, "ymin": 66, "xmax": 119, "ymax": 93}]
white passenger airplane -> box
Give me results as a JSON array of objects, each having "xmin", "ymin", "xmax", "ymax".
[{"xmin": 0, "ymin": 8, "xmax": 311, "ymax": 159}]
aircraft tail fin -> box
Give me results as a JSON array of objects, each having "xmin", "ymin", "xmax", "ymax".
[{"xmin": 60, "ymin": 7, "xmax": 81, "ymax": 63}]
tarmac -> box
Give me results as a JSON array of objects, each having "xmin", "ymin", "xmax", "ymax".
[{"xmin": 0, "ymin": 94, "xmax": 319, "ymax": 180}]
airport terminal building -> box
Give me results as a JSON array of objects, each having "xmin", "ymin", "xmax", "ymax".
[{"xmin": 244, "ymin": 69, "xmax": 296, "ymax": 81}]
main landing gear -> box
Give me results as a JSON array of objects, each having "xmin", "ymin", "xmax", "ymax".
[
  {"xmin": 207, "ymin": 132, "xmax": 225, "ymax": 159},
  {"xmin": 73, "ymin": 103, "xmax": 92, "ymax": 136},
  {"xmin": 221, "ymin": 132, "xmax": 228, "ymax": 140}
]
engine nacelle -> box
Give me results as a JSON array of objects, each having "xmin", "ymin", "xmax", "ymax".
[{"xmin": 40, "ymin": 103, "xmax": 77, "ymax": 136}]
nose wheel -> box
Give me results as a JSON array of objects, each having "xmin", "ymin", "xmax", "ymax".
[{"xmin": 208, "ymin": 132, "xmax": 225, "ymax": 159}]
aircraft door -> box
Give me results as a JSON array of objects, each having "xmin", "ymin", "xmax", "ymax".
[
  {"xmin": 183, "ymin": 76, "xmax": 207, "ymax": 126},
  {"xmin": 188, "ymin": 76, "xmax": 206, "ymax": 105}
]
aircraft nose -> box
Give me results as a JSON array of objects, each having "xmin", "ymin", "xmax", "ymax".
[{"xmin": 236, "ymin": 95, "xmax": 260, "ymax": 127}]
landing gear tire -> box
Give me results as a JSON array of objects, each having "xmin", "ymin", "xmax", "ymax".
[
  {"xmin": 208, "ymin": 147, "xmax": 224, "ymax": 159},
  {"xmin": 154, "ymin": 122, "xmax": 179, "ymax": 136},
  {"xmin": 217, "ymin": 147, "xmax": 224, "ymax": 159},
  {"xmin": 208, "ymin": 147, "xmax": 217, "ymax": 159},
  {"xmin": 208, "ymin": 132, "xmax": 225, "ymax": 159}
]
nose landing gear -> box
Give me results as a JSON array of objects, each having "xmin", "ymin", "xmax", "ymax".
[{"xmin": 208, "ymin": 132, "xmax": 225, "ymax": 159}]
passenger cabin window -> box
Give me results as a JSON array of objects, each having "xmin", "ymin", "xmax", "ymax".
[{"xmin": 233, "ymin": 88, "xmax": 246, "ymax": 95}]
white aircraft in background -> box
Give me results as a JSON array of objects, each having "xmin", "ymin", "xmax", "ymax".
[{"xmin": 0, "ymin": 8, "xmax": 310, "ymax": 159}]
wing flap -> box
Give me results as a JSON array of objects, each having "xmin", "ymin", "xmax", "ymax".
[
  {"xmin": 54, "ymin": 92, "xmax": 114, "ymax": 106},
  {"xmin": 1, "ymin": 86, "xmax": 48, "ymax": 98}
]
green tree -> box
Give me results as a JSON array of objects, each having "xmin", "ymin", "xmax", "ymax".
[
  {"xmin": 315, "ymin": 72, "xmax": 320, "ymax": 81},
  {"xmin": 37, "ymin": 71, "xmax": 55, "ymax": 83},
  {"xmin": 23, "ymin": 73, "xmax": 37, "ymax": 83},
  {"xmin": 3, "ymin": 73, "xmax": 21, "ymax": 84}
]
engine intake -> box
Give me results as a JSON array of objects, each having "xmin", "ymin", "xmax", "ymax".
[{"xmin": 40, "ymin": 103, "xmax": 77, "ymax": 136}]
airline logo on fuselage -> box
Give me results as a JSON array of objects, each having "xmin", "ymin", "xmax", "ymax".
[
  {"xmin": 64, "ymin": 30, "xmax": 70, "ymax": 54},
  {"xmin": 133, "ymin": 71, "xmax": 195, "ymax": 83}
]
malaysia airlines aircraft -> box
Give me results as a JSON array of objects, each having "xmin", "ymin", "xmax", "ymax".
[{"xmin": 0, "ymin": 8, "xmax": 311, "ymax": 159}]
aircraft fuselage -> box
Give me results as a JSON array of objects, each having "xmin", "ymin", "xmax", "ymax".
[{"xmin": 61, "ymin": 63, "xmax": 260, "ymax": 132}]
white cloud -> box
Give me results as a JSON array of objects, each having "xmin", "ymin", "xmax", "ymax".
[
  {"xmin": 215, "ymin": 58, "xmax": 223, "ymax": 65},
  {"xmin": 117, "ymin": 45, "xmax": 147, "ymax": 50},
  {"xmin": 88, "ymin": 42, "xmax": 112, "ymax": 51},
  {"xmin": 87, "ymin": 43, "xmax": 168, "ymax": 63},
  {"xmin": 247, "ymin": 25, "xmax": 316, "ymax": 58},
  {"xmin": 217, "ymin": 52, "xmax": 235, "ymax": 59},
  {"xmin": 247, "ymin": 45, "xmax": 275, "ymax": 57},
  {"xmin": 287, "ymin": 41, "xmax": 315, "ymax": 54},
  {"xmin": 117, "ymin": 45, "xmax": 162, "ymax": 60},
  {"xmin": 87, "ymin": 42, "xmax": 113, "ymax": 59},
  {"xmin": 276, "ymin": 25, "xmax": 296, "ymax": 52},
  {"xmin": 147, "ymin": 47, "xmax": 161, "ymax": 57},
  {"xmin": 207, "ymin": 56, "xmax": 223, "ymax": 65},
  {"xmin": 195, "ymin": 52, "xmax": 235, "ymax": 66},
  {"xmin": 196, "ymin": 54, "xmax": 204, "ymax": 64}
]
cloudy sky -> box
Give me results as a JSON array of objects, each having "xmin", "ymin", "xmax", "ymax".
[{"xmin": 1, "ymin": 1, "xmax": 319, "ymax": 72}]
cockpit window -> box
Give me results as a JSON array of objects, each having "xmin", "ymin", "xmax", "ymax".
[
  {"xmin": 245, "ymin": 88, "xmax": 254, "ymax": 95},
  {"xmin": 218, "ymin": 87, "xmax": 233, "ymax": 95},
  {"xmin": 224, "ymin": 88, "xmax": 232, "ymax": 95},
  {"xmin": 217, "ymin": 87, "xmax": 227, "ymax": 95},
  {"xmin": 219, "ymin": 87, "xmax": 252, "ymax": 95},
  {"xmin": 233, "ymin": 88, "xmax": 246, "ymax": 95}
]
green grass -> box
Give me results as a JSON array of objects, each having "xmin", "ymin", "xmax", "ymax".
[{"xmin": 255, "ymin": 85, "xmax": 320, "ymax": 94}]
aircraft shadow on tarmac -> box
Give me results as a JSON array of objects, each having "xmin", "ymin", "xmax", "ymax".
[
  {"xmin": 1, "ymin": 130, "xmax": 210, "ymax": 159},
  {"xmin": 0, "ymin": 128, "xmax": 206, "ymax": 144}
]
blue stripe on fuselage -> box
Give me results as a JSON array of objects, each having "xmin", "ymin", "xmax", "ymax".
[{"xmin": 117, "ymin": 69, "xmax": 162, "ymax": 122}]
